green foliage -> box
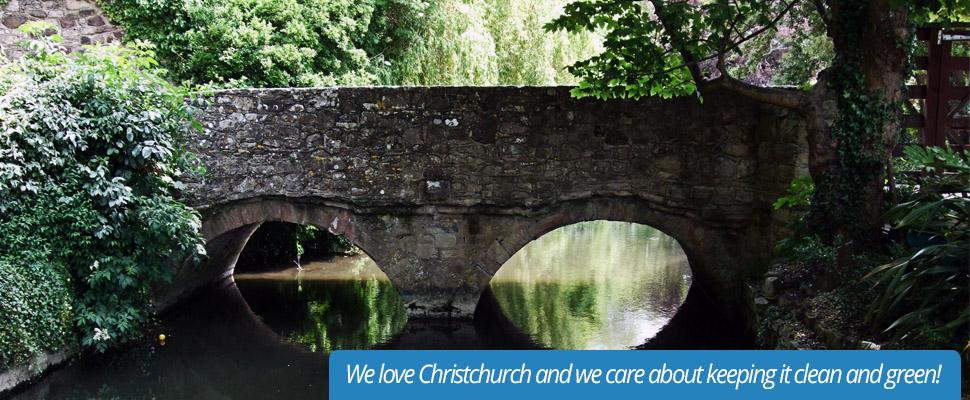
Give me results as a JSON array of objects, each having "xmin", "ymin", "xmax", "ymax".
[
  {"xmin": 386, "ymin": 0, "xmax": 599, "ymax": 86},
  {"xmin": 773, "ymin": 176, "xmax": 815, "ymax": 210},
  {"xmin": 727, "ymin": 2, "xmax": 833, "ymax": 87},
  {"xmin": 103, "ymin": 0, "xmax": 596, "ymax": 87},
  {"xmin": 775, "ymin": 234, "xmax": 837, "ymax": 266},
  {"xmin": 0, "ymin": 23, "xmax": 203, "ymax": 354},
  {"xmin": 296, "ymin": 225, "xmax": 358, "ymax": 260},
  {"xmin": 547, "ymin": 0, "xmax": 786, "ymax": 99},
  {"xmin": 773, "ymin": 28, "xmax": 833, "ymax": 87},
  {"xmin": 0, "ymin": 251, "xmax": 74, "ymax": 369},
  {"xmin": 546, "ymin": 0, "xmax": 966, "ymax": 99},
  {"xmin": 904, "ymin": 0, "xmax": 970, "ymax": 24},
  {"xmin": 772, "ymin": 176, "xmax": 824, "ymax": 263},
  {"xmin": 865, "ymin": 146, "xmax": 969, "ymax": 346},
  {"xmin": 101, "ymin": 0, "xmax": 427, "ymax": 87}
]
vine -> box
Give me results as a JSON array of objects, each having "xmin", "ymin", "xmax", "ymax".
[{"xmin": 807, "ymin": 0, "xmax": 893, "ymax": 247}]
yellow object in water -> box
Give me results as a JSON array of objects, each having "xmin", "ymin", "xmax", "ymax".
[{"xmin": 158, "ymin": 334, "xmax": 167, "ymax": 344}]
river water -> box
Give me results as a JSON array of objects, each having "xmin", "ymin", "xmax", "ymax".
[{"xmin": 7, "ymin": 221, "xmax": 750, "ymax": 399}]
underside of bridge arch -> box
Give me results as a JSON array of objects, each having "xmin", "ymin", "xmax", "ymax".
[{"xmin": 158, "ymin": 195, "xmax": 771, "ymax": 328}]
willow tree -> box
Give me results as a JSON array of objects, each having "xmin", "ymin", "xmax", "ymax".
[{"xmin": 549, "ymin": 1, "xmax": 967, "ymax": 253}]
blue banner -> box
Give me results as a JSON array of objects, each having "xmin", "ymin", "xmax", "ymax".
[{"xmin": 329, "ymin": 350, "xmax": 961, "ymax": 399}]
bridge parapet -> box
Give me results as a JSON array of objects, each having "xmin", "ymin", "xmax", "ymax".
[{"xmin": 187, "ymin": 87, "xmax": 803, "ymax": 220}]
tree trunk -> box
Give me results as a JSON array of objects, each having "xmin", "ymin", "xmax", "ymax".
[{"xmin": 805, "ymin": 0, "xmax": 909, "ymax": 253}]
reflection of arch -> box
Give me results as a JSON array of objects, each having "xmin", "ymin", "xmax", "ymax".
[{"xmin": 158, "ymin": 196, "xmax": 402, "ymax": 309}]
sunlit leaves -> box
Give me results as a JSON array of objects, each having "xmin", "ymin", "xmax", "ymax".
[
  {"xmin": 905, "ymin": 0, "xmax": 970, "ymax": 24},
  {"xmin": 102, "ymin": 0, "xmax": 427, "ymax": 87},
  {"xmin": 0, "ymin": 27, "xmax": 204, "ymax": 354},
  {"xmin": 385, "ymin": 0, "xmax": 600, "ymax": 86},
  {"xmin": 546, "ymin": 0, "xmax": 795, "ymax": 99}
]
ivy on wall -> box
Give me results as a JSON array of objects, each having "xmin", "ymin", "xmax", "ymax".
[{"xmin": 805, "ymin": 1, "xmax": 892, "ymax": 245}]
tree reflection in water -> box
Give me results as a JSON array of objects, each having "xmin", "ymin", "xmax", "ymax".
[
  {"xmin": 235, "ymin": 255, "xmax": 407, "ymax": 352},
  {"xmin": 489, "ymin": 221, "xmax": 692, "ymax": 349}
]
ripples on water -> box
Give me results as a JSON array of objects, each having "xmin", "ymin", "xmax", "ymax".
[{"xmin": 8, "ymin": 221, "xmax": 750, "ymax": 400}]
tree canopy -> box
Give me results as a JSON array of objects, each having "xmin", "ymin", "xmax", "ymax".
[{"xmin": 547, "ymin": 0, "xmax": 969, "ymax": 102}]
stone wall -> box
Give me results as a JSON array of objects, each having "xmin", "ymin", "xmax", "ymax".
[
  {"xmin": 177, "ymin": 86, "xmax": 809, "ymax": 319},
  {"xmin": 1, "ymin": 0, "xmax": 121, "ymax": 60},
  {"xmin": 187, "ymin": 87, "xmax": 804, "ymax": 218}
]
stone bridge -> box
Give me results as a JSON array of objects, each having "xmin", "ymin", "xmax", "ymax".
[{"xmin": 163, "ymin": 86, "xmax": 807, "ymax": 322}]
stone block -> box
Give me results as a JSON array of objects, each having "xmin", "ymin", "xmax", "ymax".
[
  {"xmin": 2, "ymin": 14, "xmax": 26, "ymax": 29},
  {"xmin": 433, "ymin": 233, "xmax": 458, "ymax": 249},
  {"xmin": 763, "ymin": 276, "xmax": 779, "ymax": 298}
]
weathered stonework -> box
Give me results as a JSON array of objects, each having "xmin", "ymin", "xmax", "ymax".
[
  {"xmin": 1, "ymin": 0, "xmax": 122, "ymax": 60},
  {"xmin": 176, "ymin": 86, "xmax": 809, "ymax": 322}
]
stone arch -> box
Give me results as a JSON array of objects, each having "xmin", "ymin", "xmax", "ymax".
[
  {"xmin": 470, "ymin": 196, "xmax": 761, "ymax": 328},
  {"xmin": 159, "ymin": 196, "xmax": 407, "ymax": 309}
]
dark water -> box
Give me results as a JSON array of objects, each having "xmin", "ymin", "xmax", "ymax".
[{"xmin": 7, "ymin": 222, "xmax": 750, "ymax": 400}]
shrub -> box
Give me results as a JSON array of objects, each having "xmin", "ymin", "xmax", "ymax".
[
  {"xmin": 865, "ymin": 146, "xmax": 969, "ymax": 347},
  {"xmin": 101, "ymin": 0, "xmax": 427, "ymax": 87},
  {"xmin": 0, "ymin": 23, "xmax": 204, "ymax": 353},
  {"xmin": 0, "ymin": 252, "xmax": 74, "ymax": 369}
]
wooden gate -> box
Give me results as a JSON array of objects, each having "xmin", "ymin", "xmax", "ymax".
[{"xmin": 906, "ymin": 25, "xmax": 970, "ymax": 149}]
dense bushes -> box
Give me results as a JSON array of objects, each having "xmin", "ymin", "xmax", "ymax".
[
  {"xmin": 101, "ymin": 0, "xmax": 599, "ymax": 87},
  {"xmin": 767, "ymin": 146, "xmax": 968, "ymax": 350},
  {"xmin": 0, "ymin": 253, "xmax": 74, "ymax": 369},
  {"xmin": 101, "ymin": 0, "xmax": 427, "ymax": 87},
  {"xmin": 0, "ymin": 23, "xmax": 203, "ymax": 360}
]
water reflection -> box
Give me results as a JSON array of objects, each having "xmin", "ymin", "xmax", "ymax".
[
  {"xmin": 234, "ymin": 255, "xmax": 407, "ymax": 352},
  {"xmin": 490, "ymin": 221, "xmax": 692, "ymax": 349},
  {"xmin": 7, "ymin": 221, "xmax": 753, "ymax": 399}
]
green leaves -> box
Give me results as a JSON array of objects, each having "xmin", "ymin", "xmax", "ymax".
[
  {"xmin": 0, "ymin": 28, "xmax": 204, "ymax": 356},
  {"xmin": 102, "ymin": 0, "xmax": 426, "ymax": 87},
  {"xmin": 0, "ymin": 252, "xmax": 75, "ymax": 369},
  {"xmin": 773, "ymin": 176, "xmax": 815, "ymax": 210},
  {"xmin": 866, "ymin": 146, "xmax": 970, "ymax": 346},
  {"xmin": 546, "ymin": 0, "xmax": 790, "ymax": 100},
  {"xmin": 906, "ymin": 0, "xmax": 970, "ymax": 24}
]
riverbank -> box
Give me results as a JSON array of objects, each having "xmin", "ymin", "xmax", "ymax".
[
  {"xmin": 752, "ymin": 260, "xmax": 969, "ymax": 396},
  {"xmin": 0, "ymin": 347, "xmax": 76, "ymax": 395}
]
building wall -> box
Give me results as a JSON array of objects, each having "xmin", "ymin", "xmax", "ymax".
[{"xmin": 1, "ymin": 0, "xmax": 122, "ymax": 60}]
